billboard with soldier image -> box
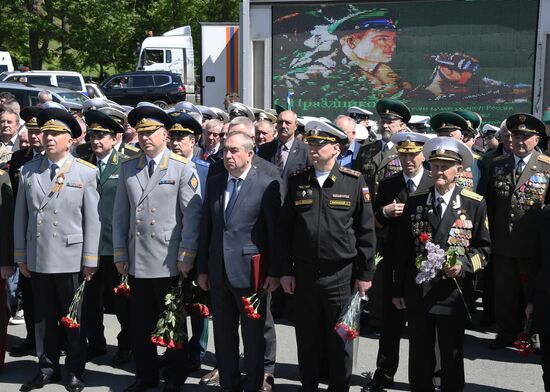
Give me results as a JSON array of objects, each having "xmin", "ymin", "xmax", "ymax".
[{"xmin": 272, "ymin": 0, "xmax": 538, "ymax": 123}]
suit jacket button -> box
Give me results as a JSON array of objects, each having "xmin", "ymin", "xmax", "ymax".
[
  {"xmin": 151, "ymin": 220, "xmax": 155, "ymax": 225},
  {"xmin": 53, "ymin": 221, "xmax": 58, "ymax": 226},
  {"xmin": 136, "ymin": 231, "xmax": 140, "ymax": 236},
  {"xmin": 137, "ymin": 207, "xmax": 142, "ymax": 212},
  {"xmin": 151, "ymin": 233, "xmax": 156, "ymax": 237},
  {"xmin": 36, "ymin": 233, "xmax": 41, "ymax": 237},
  {"xmin": 151, "ymin": 208, "xmax": 156, "ymax": 213},
  {"xmin": 37, "ymin": 220, "xmax": 42, "ymax": 225},
  {"xmin": 54, "ymin": 209, "xmax": 58, "ymax": 214},
  {"xmin": 53, "ymin": 233, "xmax": 57, "ymax": 237}
]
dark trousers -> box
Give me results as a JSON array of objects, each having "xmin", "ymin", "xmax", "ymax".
[
  {"xmin": 408, "ymin": 312, "xmax": 465, "ymax": 392},
  {"xmin": 375, "ymin": 259, "xmax": 406, "ymax": 377},
  {"xmin": 129, "ymin": 275, "xmax": 188, "ymax": 385},
  {"xmin": 294, "ymin": 262, "xmax": 353, "ymax": 392},
  {"xmin": 534, "ymin": 290, "xmax": 550, "ymax": 391},
  {"xmin": 211, "ymin": 278, "xmax": 266, "ymax": 391},
  {"xmin": 0, "ymin": 278, "xmax": 7, "ymax": 367},
  {"xmin": 17, "ymin": 274, "xmax": 35, "ymax": 341},
  {"xmin": 494, "ymin": 255, "xmax": 531, "ymax": 341},
  {"xmin": 31, "ymin": 272, "xmax": 87, "ymax": 378},
  {"xmin": 85, "ymin": 255, "xmax": 131, "ymax": 350},
  {"xmin": 264, "ymin": 304, "xmax": 276, "ymax": 374}
]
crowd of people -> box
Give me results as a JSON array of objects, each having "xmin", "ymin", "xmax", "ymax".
[{"xmin": 0, "ymin": 88, "xmax": 549, "ymax": 392}]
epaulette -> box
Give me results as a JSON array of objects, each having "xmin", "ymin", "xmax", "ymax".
[
  {"xmin": 461, "ymin": 188, "xmax": 484, "ymax": 202},
  {"xmin": 291, "ymin": 167, "xmax": 310, "ymax": 177},
  {"xmin": 493, "ymin": 154, "xmax": 509, "ymax": 162},
  {"xmin": 170, "ymin": 152, "xmax": 189, "ymax": 164},
  {"xmin": 0, "ymin": 169, "xmax": 5, "ymax": 176},
  {"xmin": 339, "ymin": 166, "xmax": 360, "ymax": 177},
  {"xmin": 122, "ymin": 153, "xmax": 142, "ymax": 163},
  {"xmin": 76, "ymin": 158, "xmax": 97, "ymax": 169},
  {"xmin": 538, "ymin": 154, "xmax": 550, "ymax": 165},
  {"xmin": 472, "ymin": 152, "xmax": 481, "ymax": 160},
  {"xmin": 125, "ymin": 144, "xmax": 140, "ymax": 152},
  {"xmin": 412, "ymin": 189, "xmax": 429, "ymax": 196}
]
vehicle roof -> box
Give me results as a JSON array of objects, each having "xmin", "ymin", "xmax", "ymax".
[
  {"xmin": 106, "ymin": 71, "xmax": 179, "ymax": 77},
  {"xmin": 1, "ymin": 70, "xmax": 83, "ymax": 76},
  {"xmin": 0, "ymin": 81, "xmax": 85, "ymax": 93}
]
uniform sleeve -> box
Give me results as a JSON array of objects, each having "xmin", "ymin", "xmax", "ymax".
[
  {"xmin": 460, "ymin": 199, "xmax": 491, "ymax": 275},
  {"xmin": 82, "ymin": 168, "xmax": 101, "ymax": 267},
  {"xmin": 391, "ymin": 203, "xmax": 414, "ymax": 298},
  {"xmin": 197, "ymin": 180, "xmax": 213, "ymax": 276},
  {"xmin": 276, "ymin": 177, "xmax": 297, "ymax": 276},
  {"xmin": 13, "ymin": 171, "xmax": 28, "ymax": 264},
  {"xmin": 178, "ymin": 165, "xmax": 202, "ymax": 265},
  {"xmin": 113, "ymin": 164, "xmax": 130, "ymax": 263},
  {"xmin": 352, "ymin": 175, "xmax": 376, "ymax": 281},
  {"xmin": 262, "ymin": 179, "xmax": 282, "ymax": 278},
  {"xmin": 0, "ymin": 173, "xmax": 14, "ymax": 267}
]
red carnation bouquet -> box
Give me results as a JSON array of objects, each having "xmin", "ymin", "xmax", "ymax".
[
  {"xmin": 334, "ymin": 291, "xmax": 363, "ymax": 341},
  {"xmin": 241, "ymin": 289, "xmax": 267, "ymax": 320},
  {"xmin": 512, "ymin": 318, "xmax": 534, "ymax": 356},
  {"xmin": 150, "ymin": 279, "xmax": 187, "ymax": 349},
  {"xmin": 113, "ymin": 275, "xmax": 130, "ymax": 297},
  {"xmin": 61, "ymin": 281, "xmax": 87, "ymax": 329},
  {"xmin": 185, "ymin": 281, "xmax": 210, "ymax": 318}
]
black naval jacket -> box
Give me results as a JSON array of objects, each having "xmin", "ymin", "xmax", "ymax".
[
  {"xmin": 8, "ymin": 147, "xmax": 36, "ymax": 197},
  {"xmin": 393, "ymin": 186, "xmax": 491, "ymax": 315},
  {"xmin": 278, "ymin": 163, "xmax": 376, "ymax": 281}
]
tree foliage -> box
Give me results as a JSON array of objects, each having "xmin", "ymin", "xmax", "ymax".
[{"xmin": 0, "ymin": 0, "xmax": 239, "ymax": 80}]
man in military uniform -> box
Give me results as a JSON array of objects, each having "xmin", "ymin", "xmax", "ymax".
[
  {"xmin": 392, "ymin": 137, "xmax": 490, "ymax": 392},
  {"xmin": 364, "ymin": 132, "xmax": 432, "ymax": 391},
  {"xmin": 486, "ymin": 113, "xmax": 550, "ymax": 349},
  {"xmin": 8, "ymin": 106, "xmax": 44, "ymax": 354},
  {"xmin": 81, "ymin": 110, "xmax": 132, "ymax": 366},
  {"xmin": 113, "ymin": 106, "xmax": 202, "ymax": 392},
  {"xmin": 14, "ymin": 108, "xmax": 101, "ymax": 392},
  {"xmin": 354, "ymin": 98, "xmax": 411, "ymax": 199},
  {"xmin": 279, "ymin": 119, "xmax": 376, "ymax": 392}
]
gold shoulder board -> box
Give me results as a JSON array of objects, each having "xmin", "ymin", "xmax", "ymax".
[
  {"xmin": 461, "ymin": 188, "xmax": 484, "ymax": 202},
  {"xmin": 125, "ymin": 144, "xmax": 140, "ymax": 152},
  {"xmin": 493, "ymin": 154, "xmax": 509, "ymax": 162},
  {"xmin": 170, "ymin": 153, "xmax": 189, "ymax": 164},
  {"xmin": 538, "ymin": 154, "xmax": 550, "ymax": 165},
  {"xmin": 339, "ymin": 167, "xmax": 360, "ymax": 177},
  {"xmin": 76, "ymin": 158, "xmax": 97, "ymax": 169},
  {"xmin": 122, "ymin": 153, "xmax": 143, "ymax": 163}
]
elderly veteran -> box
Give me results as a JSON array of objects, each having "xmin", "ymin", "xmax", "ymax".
[
  {"xmin": 113, "ymin": 105, "xmax": 202, "ymax": 392},
  {"xmin": 364, "ymin": 132, "xmax": 432, "ymax": 391},
  {"xmin": 15, "ymin": 108, "xmax": 101, "ymax": 392},
  {"xmin": 392, "ymin": 137, "xmax": 490, "ymax": 392},
  {"xmin": 279, "ymin": 119, "xmax": 375, "ymax": 392},
  {"xmin": 486, "ymin": 113, "xmax": 550, "ymax": 350}
]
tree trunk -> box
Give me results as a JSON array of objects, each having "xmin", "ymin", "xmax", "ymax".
[{"xmin": 26, "ymin": 0, "xmax": 43, "ymax": 69}]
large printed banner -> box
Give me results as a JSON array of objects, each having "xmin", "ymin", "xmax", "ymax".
[{"xmin": 272, "ymin": 0, "xmax": 539, "ymax": 123}]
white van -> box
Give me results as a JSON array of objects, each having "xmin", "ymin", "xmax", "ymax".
[
  {"xmin": 137, "ymin": 26, "xmax": 195, "ymax": 94},
  {"xmin": 0, "ymin": 70, "xmax": 87, "ymax": 95},
  {"xmin": 0, "ymin": 52, "xmax": 14, "ymax": 73}
]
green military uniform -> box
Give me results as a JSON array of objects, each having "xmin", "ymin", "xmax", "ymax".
[
  {"xmin": 486, "ymin": 113, "xmax": 550, "ymax": 346},
  {"xmin": 354, "ymin": 99, "xmax": 411, "ymax": 199}
]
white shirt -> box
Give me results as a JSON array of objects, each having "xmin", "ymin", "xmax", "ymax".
[
  {"xmin": 95, "ymin": 148, "xmax": 114, "ymax": 175},
  {"xmin": 315, "ymin": 170, "xmax": 331, "ymax": 187},
  {"xmin": 434, "ymin": 186, "xmax": 455, "ymax": 217},
  {"xmin": 224, "ymin": 164, "xmax": 252, "ymax": 210},
  {"xmin": 145, "ymin": 148, "xmax": 166, "ymax": 173},
  {"xmin": 403, "ymin": 168, "xmax": 424, "ymax": 192},
  {"xmin": 47, "ymin": 154, "xmax": 71, "ymax": 178},
  {"xmin": 382, "ymin": 141, "xmax": 394, "ymax": 152},
  {"xmin": 514, "ymin": 153, "xmax": 532, "ymax": 172},
  {"xmin": 278, "ymin": 137, "xmax": 294, "ymax": 169}
]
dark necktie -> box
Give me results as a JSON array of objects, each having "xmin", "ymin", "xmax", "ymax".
[
  {"xmin": 50, "ymin": 163, "xmax": 59, "ymax": 181},
  {"xmin": 515, "ymin": 159, "xmax": 524, "ymax": 182},
  {"xmin": 407, "ymin": 179, "xmax": 415, "ymax": 194},
  {"xmin": 436, "ymin": 196, "xmax": 444, "ymax": 217},
  {"xmin": 382, "ymin": 143, "xmax": 389, "ymax": 153},
  {"xmin": 148, "ymin": 159, "xmax": 156, "ymax": 178},
  {"xmin": 225, "ymin": 178, "xmax": 242, "ymax": 221},
  {"xmin": 98, "ymin": 160, "xmax": 106, "ymax": 176},
  {"xmin": 277, "ymin": 145, "xmax": 288, "ymax": 171}
]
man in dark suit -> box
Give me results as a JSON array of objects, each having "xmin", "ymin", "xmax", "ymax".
[
  {"xmin": 335, "ymin": 115, "xmax": 361, "ymax": 169},
  {"xmin": 363, "ymin": 132, "xmax": 432, "ymax": 391},
  {"xmin": 486, "ymin": 114, "xmax": 550, "ymax": 349},
  {"xmin": 197, "ymin": 131, "xmax": 281, "ymax": 392},
  {"xmin": 82, "ymin": 110, "xmax": 132, "ymax": 366},
  {"xmin": 354, "ymin": 99, "xmax": 411, "ymax": 200},
  {"xmin": 8, "ymin": 106, "xmax": 44, "ymax": 354},
  {"xmin": 199, "ymin": 119, "xmax": 225, "ymax": 163},
  {"xmin": 258, "ymin": 110, "xmax": 308, "ymax": 183},
  {"xmin": 392, "ymin": 137, "xmax": 490, "ymax": 392}
]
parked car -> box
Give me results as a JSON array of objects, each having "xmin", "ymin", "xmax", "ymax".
[
  {"xmin": 85, "ymin": 83, "xmax": 107, "ymax": 99},
  {"xmin": 0, "ymin": 81, "xmax": 88, "ymax": 108},
  {"xmin": 0, "ymin": 70, "xmax": 87, "ymax": 95},
  {"xmin": 99, "ymin": 71, "xmax": 186, "ymax": 108}
]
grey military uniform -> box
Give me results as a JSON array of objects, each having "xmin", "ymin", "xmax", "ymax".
[
  {"xmin": 14, "ymin": 154, "xmax": 101, "ymax": 272},
  {"xmin": 112, "ymin": 148, "xmax": 202, "ymax": 278}
]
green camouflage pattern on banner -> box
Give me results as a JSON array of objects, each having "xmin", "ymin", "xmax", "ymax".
[{"xmin": 272, "ymin": 0, "xmax": 538, "ymax": 124}]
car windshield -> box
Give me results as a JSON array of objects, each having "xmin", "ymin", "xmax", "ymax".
[{"xmin": 56, "ymin": 91, "xmax": 88, "ymax": 104}]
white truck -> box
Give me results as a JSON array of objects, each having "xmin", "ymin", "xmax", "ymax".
[
  {"xmin": 0, "ymin": 51, "xmax": 14, "ymax": 73},
  {"xmin": 136, "ymin": 26, "xmax": 195, "ymax": 94}
]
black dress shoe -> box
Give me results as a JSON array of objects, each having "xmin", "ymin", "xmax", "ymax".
[
  {"xmin": 65, "ymin": 375, "xmax": 85, "ymax": 392},
  {"xmin": 163, "ymin": 384, "xmax": 181, "ymax": 392},
  {"xmin": 86, "ymin": 345, "xmax": 107, "ymax": 361},
  {"xmin": 199, "ymin": 368, "xmax": 219, "ymax": 386},
  {"xmin": 124, "ymin": 379, "xmax": 158, "ymax": 392},
  {"xmin": 10, "ymin": 338, "xmax": 35, "ymax": 354},
  {"xmin": 20, "ymin": 372, "xmax": 61, "ymax": 391},
  {"xmin": 361, "ymin": 370, "xmax": 394, "ymax": 392},
  {"xmin": 260, "ymin": 373, "xmax": 275, "ymax": 391},
  {"xmin": 489, "ymin": 337, "xmax": 513, "ymax": 350},
  {"xmin": 111, "ymin": 349, "xmax": 132, "ymax": 366}
]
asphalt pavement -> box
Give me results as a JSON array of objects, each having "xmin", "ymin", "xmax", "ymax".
[{"xmin": 0, "ymin": 312, "xmax": 543, "ymax": 391}]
